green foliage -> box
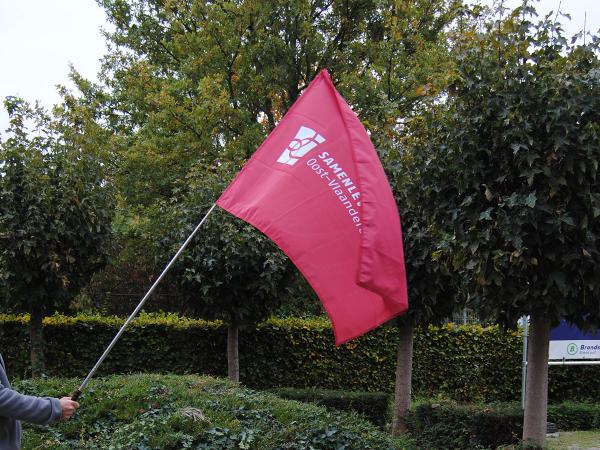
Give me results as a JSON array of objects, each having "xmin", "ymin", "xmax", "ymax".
[
  {"xmin": 93, "ymin": 0, "xmax": 460, "ymax": 173},
  {"xmin": 407, "ymin": 4, "xmax": 600, "ymax": 327},
  {"xmin": 17, "ymin": 374, "xmax": 412, "ymax": 450},
  {"xmin": 80, "ymin": 257, "xmax": 187, "ymax": 316},
  {"xmin": 270, "ymin": 271, "xmax": 324, "ymax": 317},
  {"xmin": 384, "ymin": 107, "xmax": 463, "ymax": 331},
  {"xmin": 0, "ymin": 312, "xmax": 226, "ymax": 380},
  {"xmin": 0, "ymin": 97, "xmax": 113, "ymax": 312},
  {"xmin": 401, "ymin": 10, "xmax": 600, "ymax": 438},
  {"xmin": 412, "ymin": 323, "xmax": 522, "ymax": 402},
  {"xmin": 0, "ymin": 97, "xmax": 114, "ymax": 374},
  {"xmin": 271, "ymin": 388, "xmax": 390, "ymax": 429},
  {"xmin": 65, "ymin": 0, "xmax": 462, "ymax": 323},
  {"xmin": 2, "ymin": 314, "xmax": 598, "ymax": 402},
  {"xmin": 406, "ymin": 401, "xmax": 523, "ymax": 449},
  {"xmin": 547, "ymin": 401, "xmax": 600, "ymax": 431},
  {"xmin": 406, "ymin": 400, "xmax": 600, "ymax": 449},
  {"xmin": 165, "ymin": 172, "xmax": 294, "ymax": 326}
]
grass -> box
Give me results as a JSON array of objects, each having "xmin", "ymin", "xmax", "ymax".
[
  {"xmin": 546, "ymin": 431, "xmax": 600, "ymax": 449},
  {"xmin": 16, "ymin": 373, "xmax": 416, "ymax": 450}
]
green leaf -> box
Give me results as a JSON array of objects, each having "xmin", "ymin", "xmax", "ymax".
[
  {"xmin": 479, "ymin": 208, "xmax": 493, "ymax": 221},
  {"xmin": 524, "ymin": 193, "xmax": 537, "ymax": 208}
]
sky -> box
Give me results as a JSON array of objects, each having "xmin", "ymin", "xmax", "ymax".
[
  {"xmin": 0, "ymin": 0, "xmax": 108, "ymax": 133},
  {"xmin": 1, "ymin": 0, "xmax": 599, "ymax": 134}
]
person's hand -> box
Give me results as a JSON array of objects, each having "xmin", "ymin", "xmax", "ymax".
[{"xmin": 59, "ymin": 397, "xmax": 80, "ymax": 420}]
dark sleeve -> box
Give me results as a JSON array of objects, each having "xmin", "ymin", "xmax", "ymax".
[{"xmin": 0, "ymin": 382, "xmax": 62, "ymax": 425}]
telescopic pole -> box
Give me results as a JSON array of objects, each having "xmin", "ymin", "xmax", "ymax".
[
  {"xmin": 521, "ymin": 316, "xmax": 529, "ymax": 410},
  {"xmin": 70, "ymin": 203, "xmax": 217, "ymax": 401}
]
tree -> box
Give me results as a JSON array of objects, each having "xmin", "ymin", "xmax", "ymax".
[
  {"xmin": 409, "ymin": 3, "xmax": 600, "ymax": 445},
  {"xmin": 388, "ymin": 107, "xmax": 464, "ymax": 434},
  {"xmin": 345, "ymin": 0, "xmax": 464, "ymax": 435},
  {"xmin": 50, "ymin": 0, "xmax": 462, "ymax": 417},
  {"xmin": 63, "ymin": 0, "xmax": 458, "ymax": 356},
  {"xmin": 78, "ymin": 0, "xmax": 460, "ymax": 280},
  {"xmin": 165, "ymin": 166, "xmax": 294, "ymax": 381},
  {"xmin": 350, "ymin": 0, "xmax": 464, "ymax": 434},
  {"xmin": 0, "ymin": 97, "xmax": 114, "ymax": 376}
]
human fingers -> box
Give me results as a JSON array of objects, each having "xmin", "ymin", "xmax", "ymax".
[{"xmin": 59, "ymin": 397, "xmax": 80, "ymax": 419}]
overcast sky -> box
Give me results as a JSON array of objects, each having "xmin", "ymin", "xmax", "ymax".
[{"xmin": 1, "ymin": 0, "xmax": 599, "ymax": 134}]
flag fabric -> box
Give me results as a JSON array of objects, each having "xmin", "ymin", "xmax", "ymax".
[{"xmin": 216, "ymin": 70, "xmax": 408, "ymax": 345}]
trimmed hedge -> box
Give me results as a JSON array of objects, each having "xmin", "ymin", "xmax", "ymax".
[
  {"xmin": 406, "ymin": 400, "xmax": 600, "ymax": 449},
  {"xmin": 548, "ymin": 401, "xmax": 600, "ymax": 430},
  {"xmin": 271, "ymin": 387, "xmax": 390, "ymax": 428},
  {"xmin": 0, "ymin": 313, "xmax": 226, "ymax": 381},
  {"xmin": 1, "ymin": 313, "xmax": 599, "ymax": 402},
  {"xmin": 407, "ymin": 401, "xmax": 523, "ymax": 449}
]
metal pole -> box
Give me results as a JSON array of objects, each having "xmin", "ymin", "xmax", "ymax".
[
  {"xmin": 548, "ymin": 360, "xmax": 600, "ymax": 366},
  {"xmin": 521, "ymin": 316, "xmax": 529, "ymax": 410},
  {"xmin": 71, "ymin": 203, "xmax": 217, "ymax": 400}
]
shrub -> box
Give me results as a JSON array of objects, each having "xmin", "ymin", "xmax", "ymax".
[
  {"xmin": 406, "ymin": 401, "xmax": 523, "ymax": 450},
  {"xmin": 0, "ymin": 313, "xmax": 227, "ymax": 380},
  {"xmin": 16, "ymin": 374, "xmax": 414, "ymax": 450},
  {"xmin": 406, "ymin": 400, "xmax": 600, "ymax": 449},
  {"xmin": 548, "ymin": 401, "xmax": 600, "ymax": 430},
  {"xmin": 1, "ymin": 313, "xmax": 599, "ymax": 402},
  {"xmin": 271, "ymin": 388, "xmax": 390, "ymax": 428}
]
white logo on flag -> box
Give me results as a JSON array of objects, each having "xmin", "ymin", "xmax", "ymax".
[{"xmin": 277, "ymin": 126, "xmax": 325, "ymax": 165}]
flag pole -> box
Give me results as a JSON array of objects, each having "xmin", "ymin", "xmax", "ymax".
[{"xmin": 70, "ymin": 203, "xmax": 218, "ymax": 401}]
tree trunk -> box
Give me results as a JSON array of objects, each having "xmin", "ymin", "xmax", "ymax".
[
  {"xmin": 29, "ymin": 303, "xmax": 45, "ymax": 377},
  {"xmin": 392, "ymin": 322, "xmax": 414, "ymax": 435},
  {"xmin": 522, "ymin": 313, "xmax": 551, "ymax": 447},
  {"xmin": 227, "ymin": 322, "xmax": 239, "ymax": 382}
]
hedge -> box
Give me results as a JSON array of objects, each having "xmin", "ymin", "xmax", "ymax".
[
  {"xmin": 271, "ymin": 388, "xmax": 390, "ymax": 428},
  {"xmin": 1, "ymin": 313, "xmax": 599, "ymax": 402},
  {"xmin": 547, "ymin": 401, "xmax": 600, "ymax": 430},
  {"xmin": 406, "ymin": 400, "xmax": 600, "ymax": 449},
  {"xmin": 406, "ymin": 401, "xmax": 523, "ymax": 449}
]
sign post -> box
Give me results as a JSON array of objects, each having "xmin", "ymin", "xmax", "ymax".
[
  {"xmin": 521, "ymin": 317, "xmax": 529, "ymax": 409},
  {"xmin": 522, "ymin": 319, "xmax": 600, "ymax": 410}
]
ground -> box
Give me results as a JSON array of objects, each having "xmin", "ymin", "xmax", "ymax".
[{"xmin": 547, "ymin": 431, "xmax": 600, "ymax": 450}]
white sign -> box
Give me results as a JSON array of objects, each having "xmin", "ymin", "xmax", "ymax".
[
  {"xmin": 549, "ymin": 340, "xmax": 600, "ymax": 360},
  {"xmin": 549, "ymin": 321, "xmax": 600, "ymax": 360}
]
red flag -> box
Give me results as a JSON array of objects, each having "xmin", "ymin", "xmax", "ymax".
[{"xmin": 217, "ymin": 70, "xmax": 408, "ymax": 345}]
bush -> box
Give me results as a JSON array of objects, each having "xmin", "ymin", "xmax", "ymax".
[
  {"xmin": 16, "ymin": 374, "xmax": 414, "ymax": 450},
  {"xmin": 406, "ymin": 400, "xmax": 600, "ymax": 449},
  {"xmin": 0, "ymin": 313, "xmax": 227, "ymax": 380},
  {"xmin": 406, "ymin": 401, "xmax": 523, "ymax": 450},
  {"xmin": 1, "ymin": 313, "xmax": 599, "ymax": 402},
  {"xmin": 548, "ymin": 401, "xmax": 600, "ymax": 430},
  {"xmin": 271, "ymin": 388, "xmax": 390, "ymax": 428}
]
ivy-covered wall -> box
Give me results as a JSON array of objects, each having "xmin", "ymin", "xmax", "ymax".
[{"xmin": 1, "ymin": 314, "xmax": 597, "ymax": 402}]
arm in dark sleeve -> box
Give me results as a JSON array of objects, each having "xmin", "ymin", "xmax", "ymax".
[{"xmin": 0, "ymin": 382, "xmax": 62, "ymax": 425}]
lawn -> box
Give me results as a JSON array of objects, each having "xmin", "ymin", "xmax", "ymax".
[{"xmin": 546, "ymin": 431, "xmax": 600, "ymax": 450}]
